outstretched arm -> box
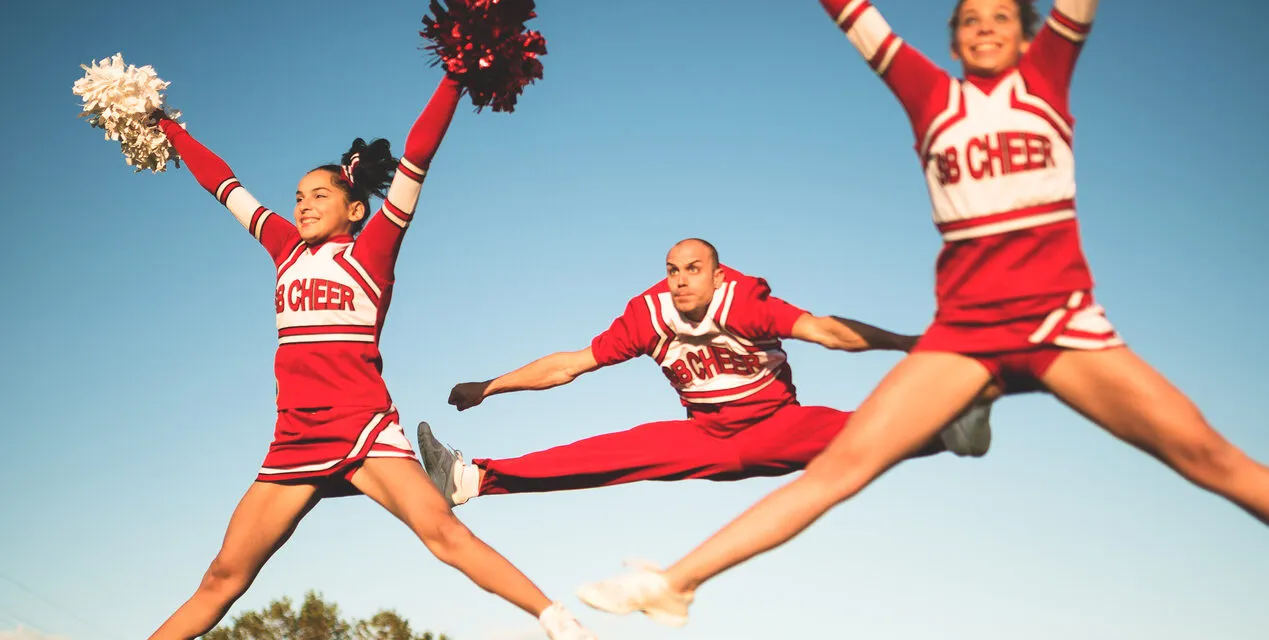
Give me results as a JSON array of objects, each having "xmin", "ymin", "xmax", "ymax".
[
  {"xmin": 156, "ymin": 118, "xmax": 300, "ymax": 263},
  {"xmin": 451, "ymin": 293, "xmax": 658, "ymax": 410},
  {"xmin": 352, "ymin": 77, "xmax": 462, "ymax": 284},
  {"xmin": 1053, "ymin": 0, "xmax": 1099, "ymax": 25},
  {"xmin": 790, "ymin": 314, "xmax": 918, "ymax": 352},
  {"xmin": 448, "ymin": 347, "xmax": 602, "ymax": 411},
  {"xmin": 789, "ymin": 314, "xmax": 1001, "ymax": 401},
  {"xmin": 818, "ymin": 0, "xmax": 951, "ymax": 137},
  {"xmin": 1023, "ymin": 0, "xmax": 1099, "ymax": 117}
]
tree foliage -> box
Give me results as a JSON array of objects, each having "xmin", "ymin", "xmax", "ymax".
[{"xmin": 204, "ymin": 591, "xmax": 448, "ymax": 640}]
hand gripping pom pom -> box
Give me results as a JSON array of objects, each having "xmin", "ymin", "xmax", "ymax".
[
  {"xmin": 72, "ymin": 53, "xmax": 183, "ymax": 173},
  {"xmin": 420, "ymin": 0, "xmax": 547, "ymax": 113}
]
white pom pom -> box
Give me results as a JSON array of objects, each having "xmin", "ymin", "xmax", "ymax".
[{"xmin": 72, "ymin": 53, "xmax": 184, "ymax": 173}]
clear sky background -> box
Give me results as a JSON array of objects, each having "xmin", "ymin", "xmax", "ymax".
[{"xmin": 2, "ymin": 1, "xmax": 1266, "ymax": 639}]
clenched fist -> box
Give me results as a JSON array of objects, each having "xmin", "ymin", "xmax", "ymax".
[{"xmin": 449, "ymin": 381, "xmax": 492, "ymax": 411}]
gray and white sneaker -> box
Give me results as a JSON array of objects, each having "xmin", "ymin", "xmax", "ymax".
[
  {"xmin": 538, "ymin": 602, "xmax": 597, "ymax": 640},
  {"xmin": 939, "ymin": 400, "xmax": 993, "ymax": 457},
  {"xmin": 416, "ymin": 421, "xmax": 464, "ymax": 507}
]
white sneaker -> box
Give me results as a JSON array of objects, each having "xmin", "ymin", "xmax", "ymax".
[
  {"xmin": 576, "ymin": 561, "xmax": 693, "ymax": 627},
  {"xmin": 538, "ymin": 602, "xmax": 597, "ymax": 640},
  {"xmin": 940, "ymin": 399, "xmax": 993, "ymax": 457}
]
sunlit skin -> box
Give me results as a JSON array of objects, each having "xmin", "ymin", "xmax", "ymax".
[
  {"xmin": 570, "ymin": 2, "xmax": 1269, "ymax": 616},
  {"xmin": 451, "ymin": 238, "xmax": 729, "ymax": 488},
  {"xmin": 950, "ymin": 0, "xmax": 1031, "ymax": 77},
  {"xmin": 665, "ymin": 240, "xmax": 725, "ymax": 323},
  {"xmin": 293, "ymin": 170, "xmax": 365, "ymax": 244}
]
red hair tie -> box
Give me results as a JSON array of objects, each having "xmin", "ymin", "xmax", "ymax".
[{"xmin": 340, "ymin": 153, "xmax": 361, "ymax": 187}]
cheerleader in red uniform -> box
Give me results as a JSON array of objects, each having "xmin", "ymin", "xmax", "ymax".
[
  {"xmin": 144, "ymin": 76, "xmax": 593, "ymax": 640},
  {"xmin": 576, "ymin": 0, "xmax": 1269, "ymax": 626}
]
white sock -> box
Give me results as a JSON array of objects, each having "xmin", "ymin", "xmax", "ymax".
[
  {"xmin": 539, "ymin": 602, "xmax": 579, "ymax": 631},
  {"xmin": 539, "ymin": 602, "xmax": 565, "ymax": 624},
  {"xmin": 453, "ymin": 460, "xmax": 480, "ymax": 505}
]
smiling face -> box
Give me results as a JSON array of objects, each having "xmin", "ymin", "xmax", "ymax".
[
  {"xmin": 950, "ymin": 0, "xmax": 1031, "ymax": 77},
  {"xmin": 665, "ymin": 239, "xmax": 724, "ymax": 323},
  {"xmin": 293, "ymin": 170, "xmax": 366, "ymax": 244}
]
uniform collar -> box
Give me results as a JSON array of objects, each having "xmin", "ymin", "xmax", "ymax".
[
  {"xmin": 963, "ymin": 67, "xmax": 1016, "ymax": 94},
  {"xmin": 304, "ymin": 234, "xmax": 354, "ymax": 251}
]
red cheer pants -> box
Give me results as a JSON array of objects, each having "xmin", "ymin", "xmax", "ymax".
[{"xmin": 474, "ymin": 403, "xmax": 851, "ymax": 495}]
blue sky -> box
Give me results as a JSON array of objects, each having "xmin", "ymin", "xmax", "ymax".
[{"xmin": 2, "ymin": 0, "xmax": 1266, "ymax": 638}]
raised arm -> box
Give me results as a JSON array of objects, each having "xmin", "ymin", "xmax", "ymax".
[
  {"xmin": 1045, "ymin": 0, "xmax": 1099, "ymax": 50},
  {"xmin": 1022, "ymin": 0, "xmax": 1099, "ymax": 117},
  {"xmin": 1052, "ymin": 0, "xmax": 1099, "ymax": 28},
  {"xmin": 351, "ymin": 77, "xmax": 463, "ymax": 284},
  {"xmin": 448, "ymin": 347, "xmax": 602, "ymax": 411},
  {"xmin": 790, "ymin": 314, "xmax": 918, "ymax": 352},
  {"xmin": 157, "ymin": 118, "xmax": 300, "ymax": 263},
  {"xmin": 819, "ymin": 0, "xmax": 951, "ymax": 137}
]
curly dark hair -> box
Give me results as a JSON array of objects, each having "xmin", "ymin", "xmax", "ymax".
[
  {"xmin": 948, "ymin": 0, "xmax": 1041, "ymax": 46},
  {"xmin": 311, "ymin": 137, "xmax": 397, "ymax": 234}
]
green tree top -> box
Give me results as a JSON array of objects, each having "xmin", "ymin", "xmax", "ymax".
[{"xmin": 203, "ymin": 591, "xmax": 449, "ymax": 640}]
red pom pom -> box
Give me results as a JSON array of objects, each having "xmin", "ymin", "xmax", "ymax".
[{"xmin": 420, "ymin": 0, "xmax": 547, "ymax": 113}]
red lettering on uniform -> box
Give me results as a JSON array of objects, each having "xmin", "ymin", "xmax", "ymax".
[
  {"xmin": 933, "ymin": 146, "xmax": 961, "ymax": 185},
  {"xmin": 288, "ymin": 280, "xmax": 304, "ymax": 311},
  {"xmin": 684, "ymin": 348, "xmax": 728, "ymax": 381},
  {"xmin": 1003, "ymin": 131, "xmax": 1024, "ymax": 173},
  {"xmin": 699, "ymin": 347, "xmax": 722, "ymax": 378},
  {"xmin": 283, "ymin": 278, "xmax": 357, "ymax": 312},
  {"xmin": 985, "ymin": 134, "xmax": 1005, "ymax": 177},
  {"xmin": 322, "ymin": 281, "xmax": 339, "ymax": 310},
  {"xmin": 686, "ymin": 351, "xmax": 705, "ymax": 379},
  {"xmin": 313, "ymin": 280, "xmax": 329, "ymax": 309},
  {"xmin": 964, "ymin": 131, "xmax": 1054, "ymax": 181},
  {"xmin": 661, "ymin": 366, "xmax": 680, "ymax": 385},
  {"xmin": 966, "ymin": 136, "xmax": 983, "ymax": 179},
  {"xmin": 667, "ymin": 347, "xmax": 768, "ymax": 386},
  {"xmin": 716, "ymin": 349, "xmax": 736, "ymax": 374},
  {"xmin": 1020, "ymin": 134, "xmax": 1060, "ymax": 172},
  {"xmin": 669, "ymin": 360, "xmax": 692, "ymax": 384},
  {"xmin": 967, "ymin": 134, "xmax": 999, "ymax": 179}
]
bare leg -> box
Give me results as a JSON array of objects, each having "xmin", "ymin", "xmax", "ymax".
[
  {"xmin": 663, "ymin": 352, "xmax": 992, "ymax": 592},
  {"xmin": 1043, "ymin": 347, "xmax": 1269, "ymax": 526},
  {"xmin": 149, "ymin": 481, "xmax": 320, "ymax": 639},
  {"xmin": 349, "ymin": 458, "xmax": 553, "ymax": 616}
]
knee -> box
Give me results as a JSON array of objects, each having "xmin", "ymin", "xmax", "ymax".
[
  {"xmin": 197, "ymin": 555, "xmax": 250, "ymax": 602},
  {"xmin": 802, "ymin": 453, "xmax": 876, "ymax": 504},
  {"xmin": 1166, "ymin": 428, "xmax": 1244, "ymax": 490},
  {"xmin": 419, "ymin": 515, "xmax": 477, "ymax": 565}
]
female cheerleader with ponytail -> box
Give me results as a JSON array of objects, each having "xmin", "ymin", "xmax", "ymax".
[{"xmin": 144, "ymin": 75, "xmax": 595, "ymax": 640}]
